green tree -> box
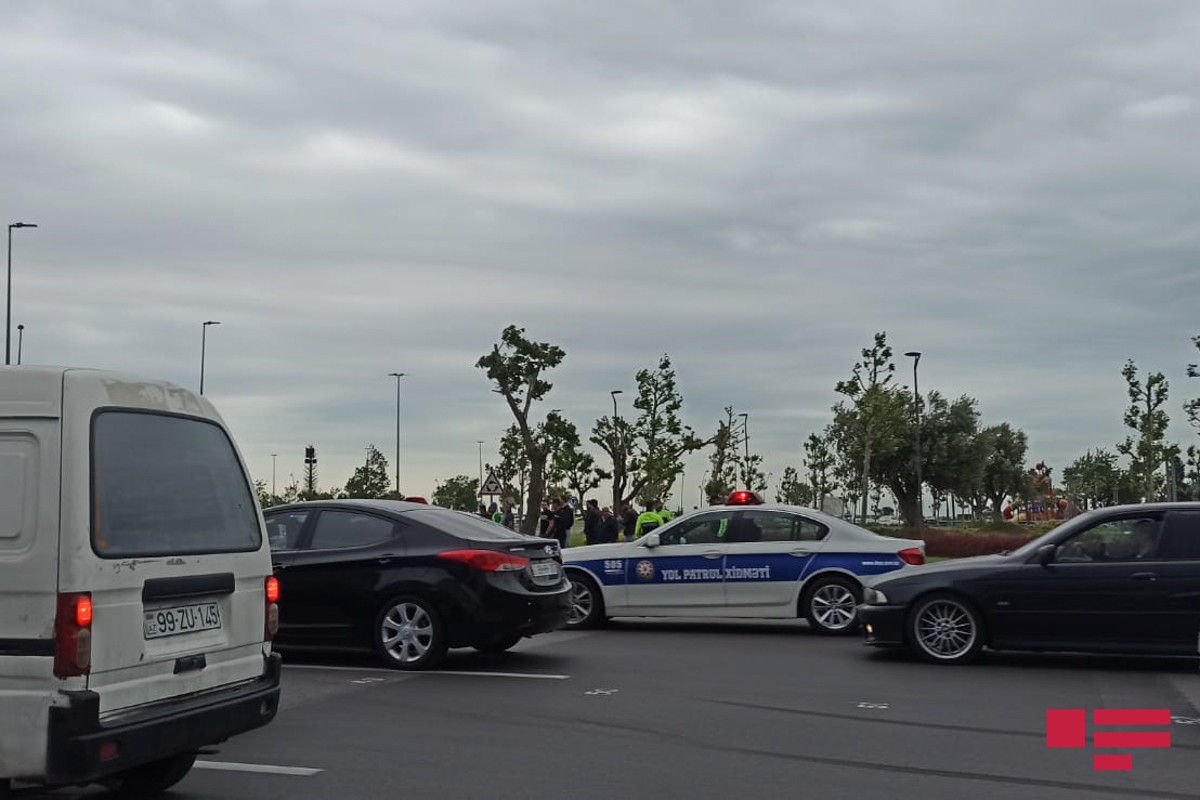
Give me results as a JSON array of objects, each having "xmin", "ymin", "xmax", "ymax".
[
  {"xmin": 495, "ymin": 425, "xmax": 530, "ymax": 508},
  {"xmin": 432, "ymin": 475, "xmax": 481, "ymax": 511},
  {"xmin": 1062, "ymin": 448, "xmax": 1122, "ymax": 509},
  {"xmin": 776, "ymin": 466, "xmax": 814, "ymax": 506},
  {"xmin": 626, "ymin": 355, "xmax": 705, "ymax": 506},
  {"xmin": 343, "ymin": 445, "xmax": 392, "ymax": 499},
  {"xmin": 803, "ymin": 428, "xmax": 838, "ymax": 511},
  {"xmin": 546, "ymin": 413, "xmax": 603, "ymax": 506},
  {"xmin": 1116, "ymin": 359, "xmax": 1172, "ymax": 501},
  {"xmin": 591, "ymin": 414, "xmax": 637, "ymax": 514},
  {"xmin": 476, "ymin": 326, "xmax": 566, "ymax": 534},
  {"xmin": 833, "ymin": 332, "xmax": 903, "ymax": 524},
  {"xmin": 704, "ymin": 407, "xmax": 741, "ymax": 504},
  {"xmin": 978, "ymin": 423, "xmax": 1030, "ymax": 521},
  {"xmin": 1185, "ymin": 335, "xmax": 1200, "ymax": 433},
  {"xmin": 863, "ymin": 391, "xmax": 981, "ymax": 528}
]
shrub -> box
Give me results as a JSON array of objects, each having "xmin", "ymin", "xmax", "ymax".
[{"xmin": 917, "ymin": 527, "xmax": 1041, "ymax": 559}]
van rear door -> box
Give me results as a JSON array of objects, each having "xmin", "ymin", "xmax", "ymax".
[{"xmin": 60, "ymin": 374, "xmax": 271, "ymax": 718}]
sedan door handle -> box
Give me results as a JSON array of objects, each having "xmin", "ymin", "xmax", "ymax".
[
  {"xmin": 702, "ymin": 550, "xmax": 723, "ymax": 559},
  {"xmin": 1131, "ymin": 572, "xmax": 1158, "ymax": 581}
]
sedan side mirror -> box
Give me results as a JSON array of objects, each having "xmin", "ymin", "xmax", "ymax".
[
  {"xmin": 1037, "ymin": 544, "xmax": 1057, "ymax": 566},
  {"xmin": 643, "ymin": 533, "xmax": 660, "ymax": 548}
]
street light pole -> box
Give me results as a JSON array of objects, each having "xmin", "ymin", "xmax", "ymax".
[
  {"xmin": 905, "ymin": 351, "xmax": 923, "ymax": 528},
  {"xmin": 388, "ymin": 373, "xmax": 406, "ymax": 496},
  {"xmin": 7, "ymin": 222, "xmax": 37, "ymax": 366},
  {"xmin": 199, "ymin": 320, "xmax": 221, "ymax": 395},
  {"xmin": 271, "ymin": 453, "xmax": 278, "ymax": 496},
  {"xmin": 477, "ymin": 441, "xmax": 484, "ymax": 498},
  {"xmin": 16, "ymin": 324, "xmax": 24, "ymax": 365}
]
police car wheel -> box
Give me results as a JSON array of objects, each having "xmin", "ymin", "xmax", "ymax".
[
  {"xmin": 373, "ymin": 595, "xmax": 448, "ymax": 670},
  {"xmin": 907, "ymin": 593, "xmax": 984, "ymax": 665},
  {"xmin": 803, "ymin": 576, "xmax": 862, "ymax": 635},
  {"xmin": 566, "ymin": 573, "xmax": 605, "ymax": 629}
]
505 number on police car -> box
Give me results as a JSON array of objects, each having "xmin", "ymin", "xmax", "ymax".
[{"xmin": 144, "ymin": 602, "xmax": 222, "ymax": 639}]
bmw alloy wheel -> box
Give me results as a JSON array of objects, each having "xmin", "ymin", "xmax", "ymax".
[
  {"xmin": 804, "ymin": 577, "xmax": 861, "ymax": 635},
  {"xmin": 911, "ymin": 596, "xmax": 981, "ymax": 664}
]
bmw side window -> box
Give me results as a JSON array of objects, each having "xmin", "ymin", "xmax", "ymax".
[
  {"xmin": 308, "ymin": 511, "xmax": 396, "ymax": 550},
  {"xmin": 795, "ymin": 518, "xmax": 829, "ymax": 542},
  {"xmin": 736, "ymin": 512, "xmax": 790, "ymax": 542},
  {"xmin": 659, "ymin": 514, "xmax": 728, "ymax": 545},
  {"xmin": 1056, "ymin": 517, "xmax": 1160, "ymax": 562},
  {"xmin": 265, "ymin": 511, "xmax": 309, "ymax": 551},
  {"xmin": 1156, "ymin": 512, "xmax": 1200, "ymax": 560}
]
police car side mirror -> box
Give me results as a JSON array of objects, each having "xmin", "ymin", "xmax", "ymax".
[{"xmin": 643, "ymin": 533, "xmax": 660, "ymax": 549}]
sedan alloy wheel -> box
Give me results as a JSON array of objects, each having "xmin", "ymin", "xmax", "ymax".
[{"xmin": 374, "ymin": 596, "xmax": 448, "ymax": 670}]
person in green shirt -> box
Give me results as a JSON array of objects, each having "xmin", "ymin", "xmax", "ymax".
[{"xmin": 634, "ymin": 505, "xmax": 664, "ymax": 538}]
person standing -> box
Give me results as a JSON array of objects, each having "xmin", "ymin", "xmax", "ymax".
[
  {"xmin": 599, "ymin": 507, "xmax": 620, "ymax": 544},
  {"xmin": 635, "ymin": 503, "xmax": 664, "ymax": 538},
  {"xmin": 620, "ymin": 504, "xmax": 637, "ymax": 543},
  {"xmin": 501, "ymin": 504, "xmax": 515, "ymax": 530},
  {"xmin": 582, "ymin": 498, "xmax": 602, "ymax": 545},
  {"xmin": 553, "ymin": 497, "xmax": 575, "ymax": 549},
  {"xmin": 538, "ymin": 500, "xmax": 553, "ymax": 538}
]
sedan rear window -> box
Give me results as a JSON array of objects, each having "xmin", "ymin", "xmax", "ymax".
[
  {"xmin": 405, "ymin": 509, "xmax": 536, "ymax": 542},
  {"xmin": 92, "ymin": 411, "xmax": 261, "ymax": 557}
]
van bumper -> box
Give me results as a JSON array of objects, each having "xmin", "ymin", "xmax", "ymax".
[{"xmin": 45, "ymin": 652, "xmax": 281, "ymax": 786}]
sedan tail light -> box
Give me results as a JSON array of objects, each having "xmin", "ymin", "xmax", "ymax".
[
  {"xmin": 898, "ymin": 548, "xmax": 925, "ymax": 566},
  {"xmin": 438, "ymin": 550, "xmax": 530, "ymax": 572}
]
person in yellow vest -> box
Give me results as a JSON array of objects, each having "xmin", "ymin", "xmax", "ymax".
[
  {"xmin": 634, "ymin": 504, "xmax": 664, "ymax": 538},
  {"xmin": 656, "ymin": 499, "xmax": 675, "ymax": 524}
]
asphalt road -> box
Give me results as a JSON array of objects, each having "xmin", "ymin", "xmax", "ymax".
[{"xmin": 20, "ymin": 621, "xmax": 1200, "ymax": 800}]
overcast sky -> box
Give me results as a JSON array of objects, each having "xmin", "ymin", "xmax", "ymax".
[{"xmin": 3, "ymin": 1, "xmax": 1199, "ymax": 505}]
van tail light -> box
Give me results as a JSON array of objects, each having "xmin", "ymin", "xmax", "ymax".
[
  {"xmin": 898, "ymin": 548, "xmax": 925, "ymax": 566},
  {"xmin": 438, "ymin": 550, "xmax": 530, "ymax": 572},
  {"xmin": 264, "ymin": 577, "xmax": 280, "ymax": 641},
  {"xmin": 54, "ymin": 592, "xmax": 93, "ymax": 678}
]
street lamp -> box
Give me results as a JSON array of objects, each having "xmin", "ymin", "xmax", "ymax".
[
  {"xmin": 904, "ymin": 351, "xmax": 923, "ymax": 528},
  {"xmin": 199, "ymin": 321, "xmax": 221, "ymax": 395},
  {"xmin": 477, "ymin": 441, "xmax": 485, "ymax": 499},
  {"xmin": 271, "ymin": 453, "xmax": 278, "ymax": 497},
  {"xmin": 16, "ymin": 324, "xmax": 24, "ymax": 365},
  {"xmin": 7, "ymin": 222, "xmax": 37, "ymax": 366},
  {"xmin": 738, "ymin": 412, "xmax": 750, "ymax": 487},
  {"xmin": 388, "ymin": 373, "xmax": 407, "ymax": 495}
]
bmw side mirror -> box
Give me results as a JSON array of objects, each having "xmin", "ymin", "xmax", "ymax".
[
  {"xmin": 643, "ymin": 533, "xmax": 660, "ymax": 548},
  {"xmin": 1037, "ymin": 544, "xmax": 1057, "ymax": 567}
]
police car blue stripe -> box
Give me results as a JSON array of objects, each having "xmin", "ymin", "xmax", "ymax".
[{"xmin": 569, "ymin": 551, "xmax": 905, "ymax": 587}]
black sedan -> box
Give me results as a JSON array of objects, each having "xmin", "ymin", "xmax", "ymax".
[
  {"xmin": 263, "ymin": 500, "xmax": 571, "ymax": 670},
  {"xmin": 859, "ymin": 503, "xmax": 1200, "ymax": 664}
]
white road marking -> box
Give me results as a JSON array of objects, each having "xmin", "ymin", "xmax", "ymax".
[
  {"xmin": 425, "ymin": 670, "xmax": 569, "ymax": 680},
  {"xmin": 857, "ymin": 702, "xmax": 890, "ymax": 709},
  {"xmin": 282, "ymin": 663, "xmax": 568, "ymax": 679},
  {"xmin": 585, "ymin": 688, "xmax": 619, "ymax": 695},
  {"xmin": 195, "ymin": 760, "xmax": 323, "ymax": 776},
  {"xmin": 283, "ymin": 663, "xmax": 407, "ymax": 674}
]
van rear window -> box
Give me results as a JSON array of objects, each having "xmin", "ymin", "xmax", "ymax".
[{"xmin": 92, "ymin": 411, "xmax": 261, "ymax": 557}]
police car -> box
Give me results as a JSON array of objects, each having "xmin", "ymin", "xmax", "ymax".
[{"xmin": 563, "ymin": 491, "xmax": 925, "ymax": 634}]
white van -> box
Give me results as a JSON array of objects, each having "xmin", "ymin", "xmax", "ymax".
[{"xmin": 0, "ymin": 367, "xmax": 281, "ymax": 797}]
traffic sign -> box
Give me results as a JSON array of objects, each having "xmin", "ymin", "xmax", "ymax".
[{"xmin": 481, "ymin": 470, "xmax": 503, "ymax": 496}]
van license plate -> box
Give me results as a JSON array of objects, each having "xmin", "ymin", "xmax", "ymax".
[{"xmin": 144, "ymin": 603, "xmax": 222, "ymax": 639}]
